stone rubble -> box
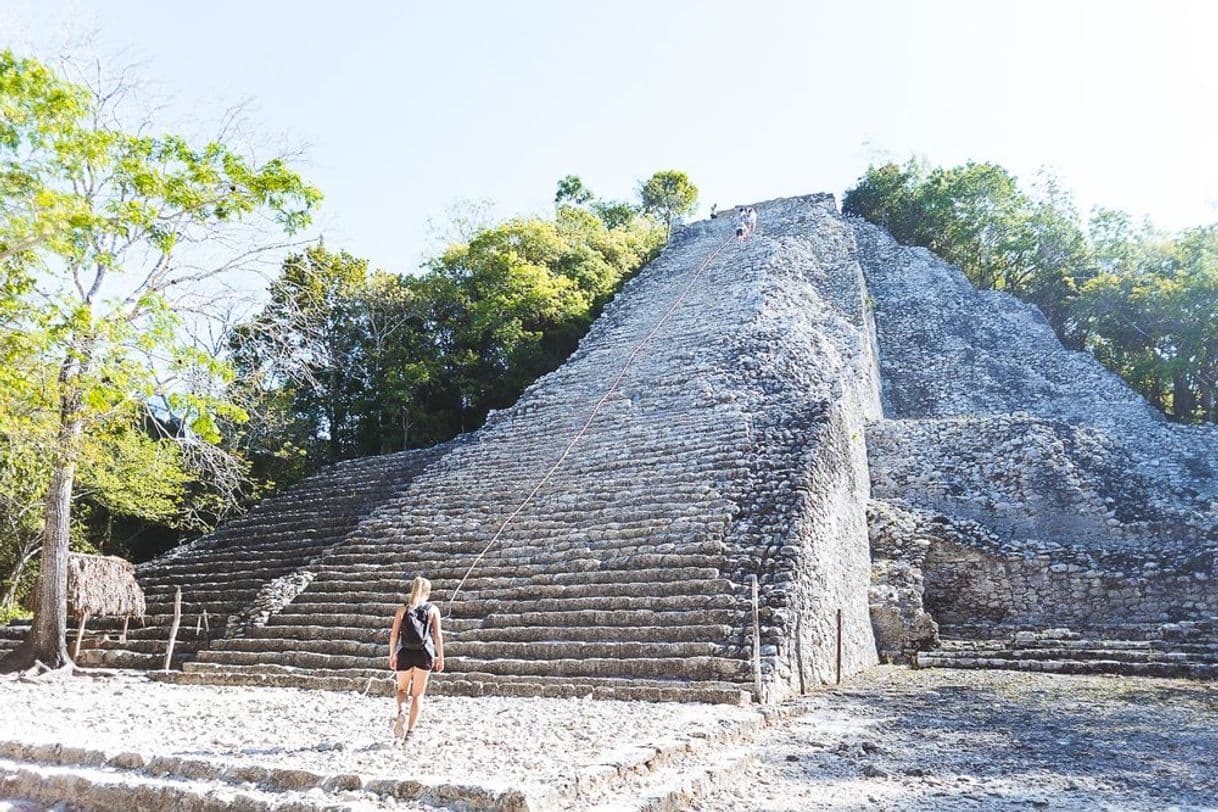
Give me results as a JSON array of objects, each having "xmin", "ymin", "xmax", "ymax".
[
  {"xmin": 0, "ymin": 675, "xmax": 757, "ymax": 810},
  {"xmin": 853, "ymin": 215, "xmax": 1217, "ymax": 659}
]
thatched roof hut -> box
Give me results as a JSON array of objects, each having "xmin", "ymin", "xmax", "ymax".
[{"xmin": 66, "ymin": 553, "xmax": 146, "ymax": 620}]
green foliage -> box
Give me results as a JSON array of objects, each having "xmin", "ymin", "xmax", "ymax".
[
  {"xmin": 235, "ymin": 181, "xmax": 666, "ymax": 486},
  {"xmin": 845, "ymin": 160, "xmax": 1218, "ymax": 423},
  {"xmin": 639, "ymin": 170, "xmax": 698, "ymax": 235},
  {"xmin": 0, "ymin": 49, "xmax": 319, "ymax": 620},
  {"xmin": 0, "ymin": 603, "xmax": 30, "ymax": 624},
  {"xmin": 555, "ymin": 175, "xmax": 593, "ymax": 207}
]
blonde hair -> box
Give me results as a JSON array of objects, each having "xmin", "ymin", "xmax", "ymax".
[{"xmin": 407, "ymin": 576, "xmax": 431, "ymax": 609}]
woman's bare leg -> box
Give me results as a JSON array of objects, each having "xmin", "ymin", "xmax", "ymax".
[
  {"xmin": 407, "ymin": 667, "xmax": 430, "ymax": 732},
  {"xmin": 394, "ymin": 669, "xmax": 413, "ymax": 738}
]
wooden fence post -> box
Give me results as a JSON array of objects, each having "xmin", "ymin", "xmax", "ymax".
[
  {"xmin": 749, "ymin": 575, "xmax": 762, "ymax": 701},
  {"xmin": 164, "ymin": 587, "xmax": 182, "ymax": 671},
  {"xmin": 120, "ymin": 616, "xmax": 129, "ymax": 644},
  {"xmin": 835, "ymin": 608, "xmax": 843, "ymax": 685},
  {"xmin": 72, "ymin": 612, "xmax": 89, "ymax": 660}
]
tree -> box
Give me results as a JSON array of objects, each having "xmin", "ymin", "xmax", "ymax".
[
  {"xmin": 0, "ymin": 353, "xmax": 192, "ymax": 611},
  {"xmin": 555, "ymin": 174, "xmax": 593, "ymax": 208},
  {"xmin": 0, "ymin": 51, "xmax": 319, "ymax": 671},
  {"xmin": 639, "ymin": 170, "xmax": 698, "ymax": 237}
]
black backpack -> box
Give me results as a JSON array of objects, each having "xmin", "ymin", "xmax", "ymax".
[{"xmin": 398, "ymin": 603, "xmax": 433, "ymax": 652}]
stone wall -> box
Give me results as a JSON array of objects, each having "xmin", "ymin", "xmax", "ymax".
[
  {"xmin": 866, "ymin": 500, "xmax": 939, "ymax": 661},
  {"xmin": 695, "ymin": 197, "xmax": 884, "ymax": 697},
  {"xmin": 852, "ymin": 216, "xmax": 1218, "ymax": 635}
]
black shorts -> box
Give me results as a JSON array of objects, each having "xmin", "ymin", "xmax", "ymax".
[{"xmin": 396, "ymin": 647, "xmax": 434, "ymax": 672}]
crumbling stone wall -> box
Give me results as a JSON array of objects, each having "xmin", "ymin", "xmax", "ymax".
[
  {"xmin": 852, "ymin": 216, "xmax": 1218, "ymax": 636},
  {"xmin": 867, "ymin": 500, "xmax": 939, "ymax": 661}
]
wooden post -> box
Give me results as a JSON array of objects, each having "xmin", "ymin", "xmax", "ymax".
[
  {"xmin": 164, "ymin": 587, "xmax": 182, "ymax": 671},
  {"xmin": 72, "ymin": 612, "xmax": 89, "ymax": 660},
  {"xmin": 835, "ymin": 608, "xmax": 843, "ymax": 685},
  {"xmin": 202, "ymin": 608, "xmax": 209, "ymax": 634},
  {"xmin": 795, "ymin": 614, "xmax": 807, "ymax": 695},
  {"xmin": 749, "ymin": 575, "xmax": 762, "ymax": 702},
  {"xmin": 120, "ymin": 616, "xmax": 129, "ymax": 644}
]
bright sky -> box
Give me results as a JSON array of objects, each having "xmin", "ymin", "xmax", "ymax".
[{"xmin": 5, "ymin": 0, "xmax": 1217, "ymax": 278}]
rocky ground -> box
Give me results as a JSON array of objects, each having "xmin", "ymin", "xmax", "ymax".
[
  {"xmin": 1, "ymin": 667, "xmax": 1215, "ymax": 810},
  {"xmin": 698, "ymin": 668, "xmax": 1218, "ymax": 811},
  {"xmin": 0, "ymin": 674, "xmax": 754, "ymax": 807}
]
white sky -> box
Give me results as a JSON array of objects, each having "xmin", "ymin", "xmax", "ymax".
[{"xmin": 4, "ymin": 0, "xmax": 1217, "ymax": 278}]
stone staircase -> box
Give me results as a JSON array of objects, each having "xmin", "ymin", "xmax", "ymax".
[
  {"xmin": 917, "ymin": 621, "xmax": 1218, "ymax": 679},
  {"xmin": 76, "ymin": 444, "xmax": 454, "ymax": 669},
  {"xmin": 0, "ymin": 621, "xmax": 28, "ymax": 658},
  {"xmin": 151, "ymin": 195, "xmax": 883, "ymax": 704}
]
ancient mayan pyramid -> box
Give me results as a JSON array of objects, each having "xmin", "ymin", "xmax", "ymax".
[{"xmin": 67, "ymin": 194, "xmax": 1216, "ymax": 698}]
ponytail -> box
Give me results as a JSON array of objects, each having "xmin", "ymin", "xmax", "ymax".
[{"xmin": 407, "ymin": 576, "xmax": 431, "ymax": 610}]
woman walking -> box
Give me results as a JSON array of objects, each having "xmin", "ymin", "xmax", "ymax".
[{"xmin": 388, "ymin": 576, "xmax": 444, "ymax": 741}]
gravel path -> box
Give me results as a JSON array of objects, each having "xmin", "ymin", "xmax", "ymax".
[
  {"xmin": 0, "ymin": 674, "xmax": 754, "ymax": 800},
  {"xmin": 697, "ymin": 667, "xmax": 1218, "ymax": 810}
]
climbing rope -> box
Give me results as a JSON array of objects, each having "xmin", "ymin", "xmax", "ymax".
[{"xmin": 445, "ymin": 230, "xmax": 741, "ymax": 614}]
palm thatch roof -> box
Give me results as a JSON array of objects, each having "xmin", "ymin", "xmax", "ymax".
[{"xmin": 66, "ymin": 553, "xmax": 146, "ymax": 619}]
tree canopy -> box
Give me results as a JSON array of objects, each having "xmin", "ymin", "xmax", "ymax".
[
  {"xmin": 0, "ymin": 49, "xmax": 319, "ymax": 668},
  {"xmin": 234, "ymin": 190, "xmax": 666, "ymax": 487},
  {"xmin": 639, "ymin": 170, "xmax": 698, "ymax": 237}
]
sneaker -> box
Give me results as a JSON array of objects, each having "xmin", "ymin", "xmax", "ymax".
[{"xmin": 392, "ymin": 712, "xmax": 405, "ymax": 741}]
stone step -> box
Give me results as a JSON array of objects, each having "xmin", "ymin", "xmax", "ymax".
[
  {"xmin": 310, "ymin": 551, "xmax": 728, "ymax": 582},
  {"xmin": 316, "ymin": 540, "xmax": 728, "ymax": 570},
  {"xmin": 139, "ymin": 551, "xmax": 335, "ymax": 581},
  {"xmin": 75, "ymin": 648, "xmax": 194, "ymax": 669},
  {"xmin": 159, "ymin": 664, "xmax": 753, "ymax": 704},
  {"xmin": 0, "ymin": 623, "xmax": 30, "ymax": 641},
  {"xmin": 0, "ymin": 757, "xmax": 339, "ymax": 812},
  {"xmin": 246, "ymin": 621, "xmax": 736, "ymax": 646},
  {"xmin": 302, "ymin": 565, "xmax": 725, "ymax": 593},
  {"xmin": 266, "ymin": 606, "xmax": 740, "ymax": 632},
  {"xmin": 190, "ymin": 647, "xmax": 750, "ymax": 681},
  {"xmin": 276, "ymin": 592, "xmax": 741, "ymax": 620},
  {"xmin": 939, "ymin": 643, "xmax": 1218, "ymax": 665},
  {"xmin": 301, "ymin": 577, "xmax": 738, "ymax": 603},
  {"xmin": 84, "ymin": 636, "xmax": 208, "ymax": 656},
  {"xmin": 1019, "ymin": 639, "xmax": 1218, "ymax": 656},
  {"xmin": 916, "ymin": 652, "xmax": 1218, "ymax": 679},
  {"xmin": 138, "ymin": 572, "xmax": 738, "ymax": 610},
  {"xmin": 209, "ymin": 636, "xmax": 732, "ymax": 661},
  {"xmin": 86, "ymin": 621, "xmax": 221, "ymax": 642}
]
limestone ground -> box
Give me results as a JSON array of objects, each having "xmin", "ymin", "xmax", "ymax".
[
  {"xmin": 0, "ymin": 675, "xmax": 755, "ymax": 808},
  {"xmin": 1, "ymin": 667, "xmax": 1215, "ymax": 809},
  {"xmin": 697, "ymin": 667, "xmax": 1218, "ymax": 811}
]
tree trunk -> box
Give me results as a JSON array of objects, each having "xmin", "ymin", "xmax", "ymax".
[
  {"xmin": 1173, "ymin": 372, "xmax": 1195, "ymax": 422},
  {"xmin": 1, "ymin": 344, "xmax": 86, "ymax": 673},
  {"xmin": 0, "ymin": 539, "xmax": 39, "ymax": 609},
  {"xmin": 0, "ymin": 452, "xmax": 79, "ymax": 671}
]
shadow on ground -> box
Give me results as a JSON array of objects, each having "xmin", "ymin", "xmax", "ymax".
[{"xmin": 697, "ymin": 666, "xmax": 1218, "ymax": 810}]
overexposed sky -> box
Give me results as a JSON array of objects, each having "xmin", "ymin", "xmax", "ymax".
[{"xmin": 4, "ymin": 0, "xmax": 1217, "ymax": 277}]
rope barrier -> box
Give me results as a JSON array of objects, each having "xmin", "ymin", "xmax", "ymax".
[{"xmin": 445, "ymin": 230, "xmax": 741, "ymax": 614}]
